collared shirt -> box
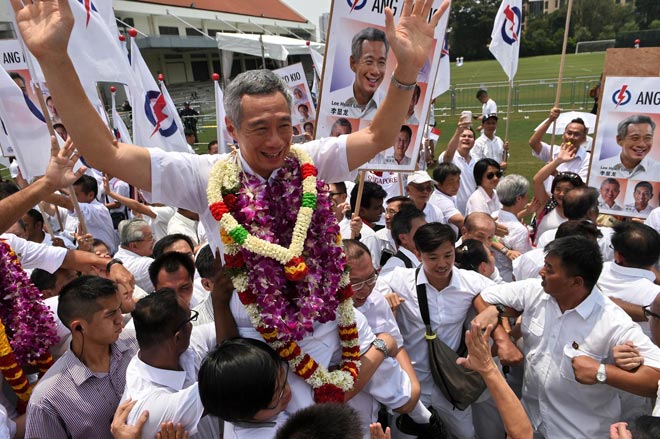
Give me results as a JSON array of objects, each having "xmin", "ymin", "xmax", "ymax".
[
  {"xmin": 493, "ymin": 209, "xmax": 532, "ymax": 282},
  {"xmin": 512, "ymin": 247, "xmax": 544, "ymax": 281},
  {"xmin": 481, "ymin": 279, "xmax": 660, "ymax": 438},
  {"xmin": 471, "ymin": 134, "xmax": 505, "ymax": 162},
  {"xmin": 0, "ymin": 234, "xmax": 67, "ymax": 274},
  {"xmin": 357, "ymin": 278, "xmax": 404, "ymax": 347},
  {"xmin": 438, "ymin": 151, "xmax": 476, "ymax": 215},
  {"xmin": 67, "ymin": 199, "xmax": 118, "ymax": 254},
  {"xmin": 533, "ymin": 142, "xmax": 590, "ymax": 194},
  {"xmin": 339, "ymin": 216, "xmax": 382, "ymax": 268},
  {"xmin": 430, "ymin": 189, "xmax": 461, "ymax": 236},
  {"xmin": 536, "ymin": 224, "xmax": 615, "ymax": 261},
  {"xmin": 597, "ymin": 154, "xmax": 660, "ymax": 180},
  {"xmin": 598, "ymin": 262, "xmax": 660, "ymax": 338},
  {"xmin": 385, "ymin": 266, "xmax": 494, "ymax": 404},
  {"xmin": 148, "ymin": 205, "xmax": 176, "ymax": 241},
  {"xmin": 374, "ymin": 227, "xmax": 396, "ymax": 260},
  {"xmin": 167, "ymin": 212, "xmax": 200, "ymax": 246},
  {"xmin": 122, "ymin": 323, "xmax": 216, "ymax": 438},
  {"xmin": 326, "ymin": 84, "xmax": 385, "ymax": 120},
  {"xmin": 465, "ymin": 186, "xmax": 502, "ymax": 217},
  {"xmin": 146, "ymin": 137, "xmax": 356, "ymax": 256},
  {"xmin": 25, "ymin": 330, "xmax": 138, "ymax": 439},
  {"xmin": 598, "ymin": 196, "xmax": 623, "ymax": 212},
  {"xmin": 481, "ymin": 99, "xmax": 497, "ymax": 118},
  {"xmin": 624, "ymin": 203, "xmax": 654, "ymax": 216},
  {"xmin": 380, "ymin": 246, "xmax": 420, "ymax": 277},
  {"xmin": 114, "ymin": 247, "xmax": 154, "ymax": 292}
]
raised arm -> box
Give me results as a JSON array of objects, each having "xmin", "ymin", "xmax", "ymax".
[
  {"xmin": 0, "ymin": 136, "xmax": 85, "ymax": 233},
  {"xmin": 103, "ymin": 177, "xmax": 157, "ymax": 219},
  {"xmin": 346, "ymin": 0, "xmax": 449, "ymax": 170},
  {"xmin": 443, "ymin": 119, "xmax": 470, "ymax": 163},
  {"xmin": 10, "ymin": 0, "xmax": 152, "ymax": 191},
  {"xmin": 532, "ymin": 142, "xmax": 576, "ymax": 204},
  {"xmin": 528, "ymin": 107, "xmax": 560, "ymax": 156}
]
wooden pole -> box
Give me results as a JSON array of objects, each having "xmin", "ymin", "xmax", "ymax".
[
  {"xmin": 351, "ymin": 170, "xmax": 367, "ymax": 238},
  {"xmin": 503, "ymin": 79, "xmax": 513, "ymax": 163},
  {"xmin": 549, "ymin": 0, "xmax": 574, "ymax": 158}
]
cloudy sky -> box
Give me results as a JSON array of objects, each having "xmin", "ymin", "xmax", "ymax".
[{"xmin": 281, "ymin": 0, "xmax": 332, "ymax": 36}]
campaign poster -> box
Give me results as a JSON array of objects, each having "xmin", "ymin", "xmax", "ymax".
[
  {"xmin": 316, "ymin": 0, "xmax": 448, "ymax": 171},
  {"xmin": 273, "ymin": 63, "xmax": 317, "ymax": 137},
  {"xmin": 588, "ymin": 76, "xmax": 660, "ymax": 218}
]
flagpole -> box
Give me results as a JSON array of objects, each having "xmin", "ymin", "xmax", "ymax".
[{"xmin": 549, "ymin": 0, "xmax": 574, "ymax": 158}]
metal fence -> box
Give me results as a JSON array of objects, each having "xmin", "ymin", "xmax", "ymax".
[{"xmin": 432, "ymin": 76, "xmax": 602, "ymax": 117}]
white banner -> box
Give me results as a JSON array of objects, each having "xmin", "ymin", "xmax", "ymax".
[
  {"xmin": 0, "ymin": 40, "xmax": 27, "ymax": 71},
  {"xmin": 273, "ymin": 63, "xmax": 316, "ymax": 138},
  {"xmin": 213, "ymin": 76, "xmax": 232, "ymax": 154},
  {"xmin": 316, "ymin": 0, "xmax": 449, "ymax": 171},
  {"xmin": 588, "ymin": 76, "xmax": 660, "ymax": 218}
]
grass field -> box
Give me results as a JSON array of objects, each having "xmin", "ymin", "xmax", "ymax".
[{"xmin": 3, "ymin": 52, "xmax": 607, "ymax": 192}]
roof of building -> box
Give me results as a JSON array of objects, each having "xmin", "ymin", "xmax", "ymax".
[{"xmin": 127, "ymin": 0, "xmax": 309, "ymax": 23}]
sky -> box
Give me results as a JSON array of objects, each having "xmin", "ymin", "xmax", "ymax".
[{"xmin": 281, "ymin": 0, "xmax": 332, "ymax": 38}]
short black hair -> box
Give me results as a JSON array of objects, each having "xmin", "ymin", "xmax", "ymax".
[
  {"xmin": 550, "ymin": 172, "xmax": 584, "ymax": 195},
  {"xmin": 556, "ymin": 220, "xmax": 602, "ymax": 241},
  {"xmin": 544, "ymin": 236, "xmax": 603, "ymax": 291},
  {"xmin": 132, "ymin": 288, "xmax": 187, "ymax": 350},
  {"xmin": 350, "ymin": 181, "xmax": 387, "ymax": 213},
  {"xmin": 342, "ymin": 238, "xmax": 372, "ymax": 262},
  {"xmin": 611, "ymin": 222, "xmax": 660, "ymax": 268},
  {"xmin": 25, "ymin": 208, "xmax": 44, "ymax": 225},
  {"xmin": 414, "ymin": 222, "xmax": 456, "ymax": 254},
  {"xmin": 184, "ymin": 128, "xmax": 195, "ymax": 137},
  {"xmin": 152, "ymin": 233, "xmax": 195, "ymax": 259},
  {"xmin": 562, "ymin": 187, "xmax": 599, "ymax": 220},
  {"xmin": 73, "ymin": 175, "xmax": 98, "ymax": 198},
  {"xmin": 149, "ymin": 251, "xmax": 196, "ymax": 290},
  {"xmin": 207, "ymin": 140, "xmax": 218, "ymax": 152},
  {"xmin": 275, "ymin": 403, "xmax": 363, "ymax": 439},
  {"xmin": 57, "ymin": 276, "xmax": 117, "ymax": 330},
  {"xmin": 386, "ymin": 195, "xmax": 413, "ymax": 206},
  {"xmin": 198, "ymin": 338, "xmax": 283, "ymax": 422},
  {"xmin": 30, "ymin": 268, "xmax": 57, "ymax": 292},
  {"xmin": 473, "ymin": 158, "xmax": 500, "ymax": 186},
  {"xmin": 630, "ymin": 415, "xmax": 660, "ymax": 439},
  {"xmin": 476, "ymin": 89, "xmax": 487, "ymax": 98},
  {"xmin": 634, "ymin": 181, "xmax": 653, "ymax": 194},
  {"xmin": 432, "ymin": 162, "xmax": 461, "ymax": 185},
  {"xmin": 455, "ymin": 239, "xmax": 490, "ymax": 272},
  {"xmin": 195, "ymin": 245, "xmax": 216, "ymax": 279},
  {"xmin": 391, "ymin": 205, "xmax": 425, "ymax": 247}
]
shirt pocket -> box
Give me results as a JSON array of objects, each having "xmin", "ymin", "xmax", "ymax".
[{"xmin": 560, "ymin": 344, "xmax": 604, "ymax": 382}]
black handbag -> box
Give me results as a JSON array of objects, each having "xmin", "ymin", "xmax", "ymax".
[{"xmin": 415, "ymin": 268, "xmax": 486, "ymax": 410}]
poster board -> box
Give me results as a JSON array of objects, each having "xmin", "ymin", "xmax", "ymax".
[
  {"xmin": 315, "ymin": 0, "xmax": 448, "ymax": 171},
  {"xmin": 273, "ymin": 63, "xmax": 316, "ymax": 137},
  {"xmin": 587, "ymin": 48, "xmax": 660, "ymax": 219}
]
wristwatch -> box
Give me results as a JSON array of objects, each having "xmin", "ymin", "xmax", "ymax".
[
  {"xmin": 596, "ymin": 363, "xmax": 607, "ymax": 384},
  {"xmin": 371, "ymin": 338, "xmax": 388, "ymax": 358}
]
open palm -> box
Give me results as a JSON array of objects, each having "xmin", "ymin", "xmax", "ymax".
[{"xmin": 10, "ymin": 0, "xmax": 73, "ymax": 59}]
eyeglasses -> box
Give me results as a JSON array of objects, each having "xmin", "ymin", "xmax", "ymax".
[
  {"xmin": 173, "ymin": 309, "xmax": 199, "ymax": 334},
  {"xmin": 350, "ymin": 272, "xmax": 378, "ymax": 292},
  {"xmin": 265, "ymin": 363, "xmax": 289, "ymax": 410},
  {"xmin": 643, "ymin": 305, "xmax": 660, "ymax": 320},
  {"xmin": 410, "ymin": 183, "xmax": 434, "ymax": 192},
  {"xmin": 486, "ymin": 171, "xmax": 503, "ymax": 180}
]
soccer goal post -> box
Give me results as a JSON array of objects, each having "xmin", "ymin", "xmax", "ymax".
[{"xmin": 575, "ymin": 39, "xmax": 616, "ymax": 54}]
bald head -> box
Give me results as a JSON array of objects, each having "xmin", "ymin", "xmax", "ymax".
[{"xmin": 461, "ymin": 212, "xmax": 495, "ymax": 248}]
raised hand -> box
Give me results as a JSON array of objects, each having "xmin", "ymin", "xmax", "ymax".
[
  {"xmin": 9, "ymin": 0, "xmax": 74, "ymax": 59},
  {"xmin": 384, "ymin": 0, "xmax": 450, "ymax": 76},
  {"xmin": 43, "ymin": 136, "xmax": 87, "ymax": 192}
]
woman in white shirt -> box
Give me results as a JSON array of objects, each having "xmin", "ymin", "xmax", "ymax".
[{"xmin": 465, "ymin": 158, "xmax": 502, "ymax": 218}]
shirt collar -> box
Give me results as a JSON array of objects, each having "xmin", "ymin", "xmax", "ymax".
[
  {"xmin": 238, "ymin": 150, "xmax": 282, "ymax": 185},
  {"xmin": 133, "ymin": 354, "xmax": 188, "ymax": 391},
  {"xmin": 416, "ymin": 266, "xmax": 460, "ymax": 292},
  {"xmin": 498, "ymin": 209, "xmax": 517, "ymax": 222},
  {"xmin": 608, "ymin": 261, "xmax": 656, "ymax": 281},
  {"xmin": 572, "ymin": 287, "xmax": 601, "ymax": 319},
  {"xmin": 65, "ymin": 335, "xmax": 135, "ymax": 386}
]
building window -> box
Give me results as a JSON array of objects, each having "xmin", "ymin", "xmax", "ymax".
[
  {"xmin": 159, "ymin": 26, "xmax": 179, "ymax": 36},
  {"xmin": 0, "ymin": 22, "xmax": 15, "ymax": 39},
  {"xmin": 185, "ymin": 28, "xmax": 200, "ymax": 37}
]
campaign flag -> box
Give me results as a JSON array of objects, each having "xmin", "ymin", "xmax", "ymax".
[
  {"xmin": 489, "ymin": 0, "xmax": 522, "ymax": 82},
  {"xmin": 213, "ymin": 76, "xmax": 232, "ymax": 154},
  {"xmin": 0, "ymin": 66, "xmax": 50, "ymax": 180},
  {"xmin": 111, "ymin": 88, "xmax": 132, "ymax": 144},
  {"xmin": 308, "ymin": 45, "xmax": 324, "ymax": 99},
  {"xmin": 432, "ymin": 35, "xmax": 450, "ymax": 99},
  {"xmin": 129, "ymin": 36, "xmax": 188, "ymax": 153},
  {"xmin": 428, "ymin": 126, "xmax": 441, "ymax": 142}
]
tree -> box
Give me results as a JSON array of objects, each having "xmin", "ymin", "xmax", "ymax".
[
  {"xmin": 635, "ymin": 0, "xmax": 660, "ymax": 28},
  {"xmin": 448, "ymin": 0, "xmax": 501, "ymax": 61}
]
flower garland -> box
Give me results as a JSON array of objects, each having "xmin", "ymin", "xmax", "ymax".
[
  {"xmin": 0, "ymin": 239, "xmax": 58, "ymax": 413},
  {"xmin": 208, "ymin": 148, "xmax": 361, "ymax": 402}
]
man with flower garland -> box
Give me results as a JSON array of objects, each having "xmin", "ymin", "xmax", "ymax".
[{"xmin": 10, "ymin": 0, "xmax": 452, "ymax": 429}]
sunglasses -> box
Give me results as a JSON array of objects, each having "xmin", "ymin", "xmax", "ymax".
[
  {"xmin": 486, "ymin": 171, "xmax": 503, "ymax": 180},
  {"xmin": 173, "ymin": 309, "xmax": 199, "ymax": 334},
  {"xmin": 643, "ymin": 305, "xmax": 660, "ymax": 320}
]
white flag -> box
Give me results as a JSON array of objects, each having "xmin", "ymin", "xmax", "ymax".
[
  {"xmin": 433, "ymin": 36, "xmax": 450, "ymax": 99},
  {"xmin": 213, "ymin": 76, "xmax": 232, "ymax": 154},
  {"xmin": 111, "ymin": 89, "xmax": 132, "ymax": 144},
  {"xmin": 489, "ymin": 0, "xmax": 522, "ymax": 82},
  {"xmin": 308, "ymin": 45, "xmax": 324, "ymax": 83},
  {"xmin": 0, "ymin": 66, "xmax": 50, "ymax": 180},
  {"xmin": 129, "ymin": 36, "xmax": 188, "ymax": 153}
]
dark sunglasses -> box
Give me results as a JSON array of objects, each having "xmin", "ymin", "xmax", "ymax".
[{"xmin": 486, "ymin": 171, "xmax": 503, "ymax": 180}]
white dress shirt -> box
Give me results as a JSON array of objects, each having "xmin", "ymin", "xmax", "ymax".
[
  {"xmin": 481, "ymin": 99, "xmax": 497, "ymax": 118},
  {"xmin": 534, "ymin": 208, "xmax": 566, "ymax": 244},
  {"xmin": 1, "ymin": 233, "xmax": 67, "ymax": 273},
  {"xmin": 67, "ymin": 199, "xmax": 118, "ymax": 254},
  {"xmin": 624, "ymin": 203, "xmax": 654, "ymax": 216},
  {"xmin": 380, "ymin": 246, "xmax": 420, "ymax": 277},
  {"xmin": 385, "ymin": 266, "xmax": 494, "ymax": 437},
  {"xmin": 512, "ymin": 247, "xmax": 544, "ymax": 281},
  {"xmin": 339, "ymin": 217, "xmax": 381, "ymax": 268},
  {"xmin": 493, "ymin": 210, "xmax": 532, "ymax": 282},
  {"xmin": 438, "ymin": 151, "xmax": 476, "ymax": 215},
  {"xmin": 326, "ymin": 84, "xmax": 385, "ymax": 120},
  {"xmin": 114, "ymin": 247, "xmax": 154, "ymax": 292},
  {"xmin": 357, "ymin": 279, "xmax": 404, "ymax": 348},
  {"xmin": 430, "ymin": 189, "xmax": 461, "ymax": 236},
  {"xmin": 481, "ymin": 279, "xmax": 660, "ymax": 438},
  {"xmin": 536, "ymin": 225, "xmax": 615, "ymax": 261},
  {"xmin": 465, "ymin": 186, "xmax": 502, "ymax": 217},
  {"xmin": 532, "ymin": 142, "xmax": 591, "ymax": 193},
  {"xmin": 471, "ymin": 134, "xmax": 505, "ymax": 162},
  {"xmin": 597, "ymin": 155, "xmax": 660, "ymax": 180},
  {"xmin": 148, "ymin": 206, "xmax": 176, "ymax": 241},
  {"xmin": 122, "ymin": 323, "xmax": 217, "ymax": 439}
]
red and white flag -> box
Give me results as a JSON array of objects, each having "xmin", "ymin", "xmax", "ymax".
[
  {"xmin": 213, "ymin": 75, "xmax": 233, "ymax": 154},
  {"xmin": 0, "ymin": 66, "xmax": 50, "ymax": 180},
  {"xmin": 489, "ymin": 0, "xmax": 522, "ymax": 82},
  {"xmin": 428, "ymin": 127, "xmax": 441, "ymax": 142},
  {"xmin": 129, "ymin": 35, "xmax": 188, "ymax": 153}
]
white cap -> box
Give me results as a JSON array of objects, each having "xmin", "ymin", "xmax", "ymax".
[{"xmin": 406, "ymin": 171, "xmax": 436, "ymax": 186}]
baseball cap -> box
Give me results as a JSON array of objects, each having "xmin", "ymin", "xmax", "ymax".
[
  {"xmin": 482, "ymin": 113, "xmax": 498, "ymax": 123},
  {"xmin": 406, "ymin": 171, "xmax": 436, "ymax": 186}
]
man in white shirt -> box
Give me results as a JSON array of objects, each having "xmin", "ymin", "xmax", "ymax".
[
  {"xmin": 528, "ymin": 107, "xmax": 591, "ymax": 193},
  {"xmin": 327, "ymin": 27, "xmax": 389, "ymax": 120},
  {"xmin": 114, "ymin": 219, "xmax": 155, "ymax": 292},
  {"xmin": 430, "ymin": 163, "xmax": 464, "ymax": 235},
  {"xmin": 440, "ymin": 120, "xmax": 477, "ymax": 215},
  {"xmin": 471, "ymin": 114, "xmax": 508, "ymax": 166},
  {"xmin": 474, "ymin": 236, "xmax": 660, "ymax": 438},
  {"xmin": 598, "ymin": 178, "xmax": 623, "ymax": 211},
  {"xmin": 149, "ymin": 252, "xmax": 196, "ymax": 306},
  {"xmin": 406, "ymin": 171, "xmax": 443, "ymax": 223},
  {"xmin": 624, "ymin": 181, "xmax": 654, "ymax": 216},
  {"xmin": 597, "ymin": 115, "xmax": 660, "ymax": 180},
  {"xmin": 475, "ymin": 89, "xmax": 497, "ymax": 120},
  {"xmin": 380, "ymin": 205, "xmax": 425, "ymax": 276},
  {"xmin": 375, "ymin": 196, "xmax": 414, "ymax": 268}
]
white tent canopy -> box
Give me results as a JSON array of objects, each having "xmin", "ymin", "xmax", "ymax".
[{"xmin": 215, "ymin": 33, "xmax": 324, "ymax": 62}]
